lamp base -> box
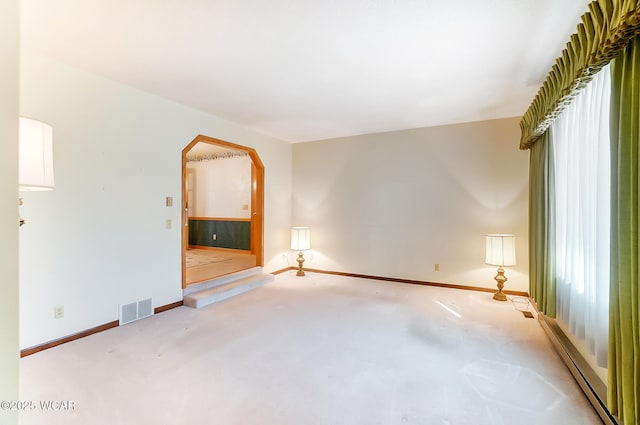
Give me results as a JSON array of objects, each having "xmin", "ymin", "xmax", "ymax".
[
  {"xmin": 493, "ymin": 266, "xmax": 508, "ymax": 301},
  {"xmin": 296, "ymin": 251, "xmax": 305, "ymax": 276},
  {"xmin": 493, "ymin": 291, "xmax": 507, "ymax": 301}
]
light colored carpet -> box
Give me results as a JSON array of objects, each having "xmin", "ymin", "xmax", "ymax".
[{"xmin": 18, "ymin": 272, "xmax": 601, "ymax": 425}]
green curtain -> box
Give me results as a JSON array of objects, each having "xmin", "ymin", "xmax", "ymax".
[
  {"xmin": 528, "ymin": 129, "xmax": 556, "ymax": 317},
  {"xmin": 520, "ymin": 1, "xmax": 640, "ymax": 149},
  {"xmin": 609, "ymin": 35, "xmax": 640, "ymax": 425}
]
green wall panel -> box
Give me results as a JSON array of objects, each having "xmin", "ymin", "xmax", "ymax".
[{"xmin": 188, "ymin": 219, "xmax": 250, "ymax": 250}]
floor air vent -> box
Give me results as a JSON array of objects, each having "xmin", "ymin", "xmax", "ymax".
[{"xmin": 119, "ymin": 298, "xmax": 153, "ymax": 325}]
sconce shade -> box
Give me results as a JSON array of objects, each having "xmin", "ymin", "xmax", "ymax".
[
  {"xmin": 485, "ymin": 234, "xmax": 516, "ymax": 267},
  {"xmin": 291, "ymin": 227, "xmax": 311, "ymax": 251},
  {"xmin": 19, "ymin": 117, "xmax": 55, "ymax": 191}
]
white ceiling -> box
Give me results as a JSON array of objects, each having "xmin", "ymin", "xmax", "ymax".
[{"xmin": 21, "ymin": 0, "xmax": 591, "ymax": 143}]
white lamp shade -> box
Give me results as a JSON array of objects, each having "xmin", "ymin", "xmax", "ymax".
[
  {"xmin": 291, "ymin": 227, "xmax": 311, "ymax": 251},
  {"xmin": 485, "ymin": 234, "xmax": 516, "ymax": 267},
  {"xmin": 19, "ymin": 117, "xmax": 55, "ymax": 191}
]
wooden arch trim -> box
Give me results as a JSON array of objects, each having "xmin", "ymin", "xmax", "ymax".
[{"xmin": 181, "ymin": 135, "xmax": 265, "ymax": 288}]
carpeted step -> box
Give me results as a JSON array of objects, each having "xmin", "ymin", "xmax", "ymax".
[
  {"xmin": 183, "ymin": 266, "xmax": 264, "ymax": 297},
  {"xmin": 183, "ymin": 270, "xmax": 274, "ymax": 309}
]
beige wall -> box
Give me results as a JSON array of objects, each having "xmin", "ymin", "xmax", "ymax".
[
  {"xmin": 19, "ymin": 50, "xmax": 292, "ymax": 349},
  {"xmin": 0, "ymin": 0, "xmax": 19, "ymax": 423},
  {"xmin": 292, "ymin": 117, "xmax": 529, "ymax": 292},
  {"xmin": 188, "ymin": 156, "xmax": 252, "ymax": 219}
]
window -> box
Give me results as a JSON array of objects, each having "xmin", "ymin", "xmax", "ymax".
[{"xmin": 551, "ymin": 65, "xmax": 611, "ymax": 368}]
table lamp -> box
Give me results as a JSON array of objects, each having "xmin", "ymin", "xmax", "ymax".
[{"xmin": 485, "ymin": 234, "xmax": 516, "ymax": 301}]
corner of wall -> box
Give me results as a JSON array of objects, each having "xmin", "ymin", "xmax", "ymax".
[{"xmin": 0, "ymin": 0, "xmax": 21, "ymax": 422}]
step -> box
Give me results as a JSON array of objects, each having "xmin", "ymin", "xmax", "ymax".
[
  {"xmin": 183, "ymin": 266, "xmax": 264, "ymax": 296},
  {"xmin": 183, "ymin": 272, "xmax": 274, "ymax": 309}
]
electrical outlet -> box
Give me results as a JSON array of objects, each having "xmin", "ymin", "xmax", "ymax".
[
  {"xmin": 242, "ymin": 204, "xmax": 249, "ymax": 210},
  {"xmin": 434, "ymin": 263, "xmax": 440, "ymax": 271},
  {"xmin": 212, "ymin": 234, "xmax": 217, "ymax": 241},
  {"xmin": 54, "ymin": 306, "xmax": 64, "ymax": 319},
  {"xmin": 166, "ymin": 219, "xmax": 172, "ymax": 229}
]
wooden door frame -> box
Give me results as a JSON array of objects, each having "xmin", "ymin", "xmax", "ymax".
[{"xmin": 181, "ymin": 135, "xmax": 264, "ymax": 289}]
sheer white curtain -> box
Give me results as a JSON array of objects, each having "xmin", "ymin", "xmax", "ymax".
[{"xmin": 551, "ymin": 65, "xmax": 611, "ymax": 367}]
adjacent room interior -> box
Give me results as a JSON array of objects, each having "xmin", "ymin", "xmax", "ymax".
[{"xmin": 183, "ymin": 140, "xmax": 257, "ymax": 284}]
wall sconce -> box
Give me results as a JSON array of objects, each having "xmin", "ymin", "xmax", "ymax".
[
  {"xmin": 291, "ymin": 227, "xmax": 310, "ymax": 276},
  {"xmin": 19, "ymin": 117, "xmax": 55, "ymax": 225},
  {"xmin": 485, "ymin": 234, "xmax": 516, "ymax": 301}
]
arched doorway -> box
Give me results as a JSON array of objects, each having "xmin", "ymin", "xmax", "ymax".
[{"xmin": 181, "ymin": 135, "xmax": 264, "ymax": 288}]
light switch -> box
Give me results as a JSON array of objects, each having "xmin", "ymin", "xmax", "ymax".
[
  {"xmin": 54, "ymin": 306, "xmax": 64, "ymax": 319},
  {"xmin": 166, "ymin": 219, "xmax": 172, "ymax": 229},
  {"xmin": 166, "ymin": 197, "xmax": 173, "ymax": 207}
]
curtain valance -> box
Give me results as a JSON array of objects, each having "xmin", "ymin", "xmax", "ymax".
[{"xmin": 520, "ymin": 0, "xmax": 640, "ymax": 150}]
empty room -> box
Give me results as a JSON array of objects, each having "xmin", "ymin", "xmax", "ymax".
[{"xmin": 2, "ymin": 1, "xmax": 639, "ymax": 424}]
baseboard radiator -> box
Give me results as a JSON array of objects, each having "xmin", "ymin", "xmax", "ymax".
[{"xmin": 536, "ymin": 311, "xmax": 619, "ymax": 425}]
